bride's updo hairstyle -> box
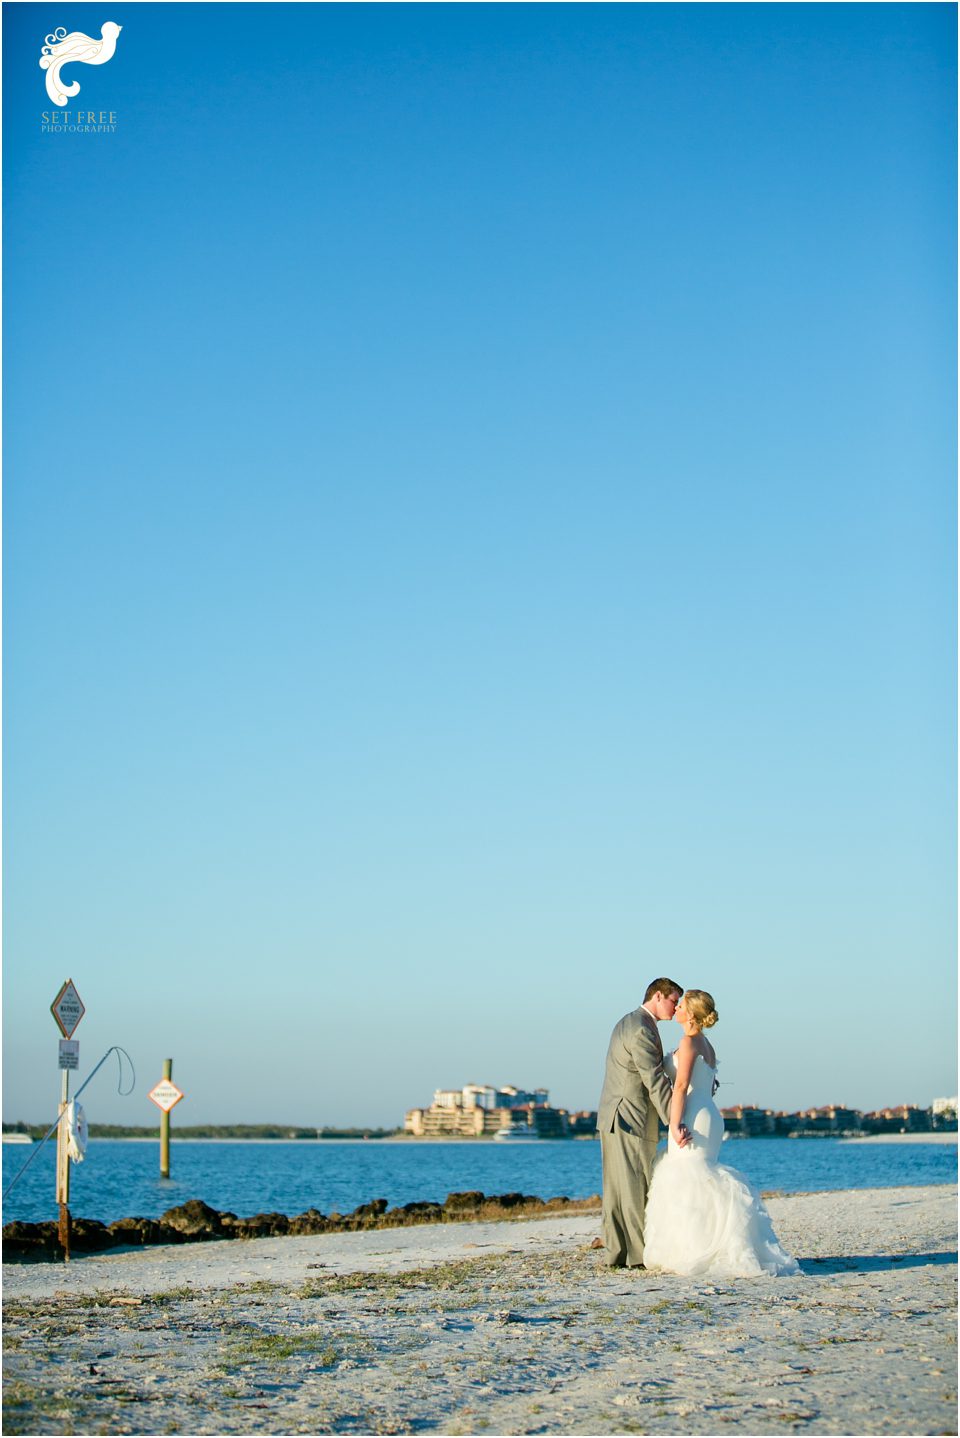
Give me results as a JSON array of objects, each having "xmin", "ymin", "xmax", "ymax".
[{"xmin": 684, "ymin": 990, "xmax": 718, "ymax": 1030}]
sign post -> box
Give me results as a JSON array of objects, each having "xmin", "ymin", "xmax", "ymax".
[
  {"xmin": 148, "ymin": 1063, "xmax": 184, "ymax": 1178},
  {"xmin": 56, "ymin": 1065, "xmax": 70, "ymax": 1254},
  {"xmin": 50, "ymin": 979, "xmax": 85, "ymax": 1260}
]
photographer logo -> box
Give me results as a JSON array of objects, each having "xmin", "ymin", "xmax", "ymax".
[{"xmin": 39, "ymin": 22, "xmax": 121, "ymax": 107}]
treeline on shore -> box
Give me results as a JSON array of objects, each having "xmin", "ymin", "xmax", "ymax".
[{"xmin": 2, "ymin": 1122, "xmax": 401, "ymax": 1141}]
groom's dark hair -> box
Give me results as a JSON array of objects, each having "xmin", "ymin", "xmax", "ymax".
[{"xmin": 644, "ymin": 976, "xmax": 683, "ymax": 1003}]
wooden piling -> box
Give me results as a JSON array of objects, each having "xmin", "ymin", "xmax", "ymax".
[
  {"xmin": 56, "ymin": 1069, "xmax": 71, "ymax": 1261},
  {"xmin": 160, "ymin": 1058, "xmax": 172, "ymax": 1179}
]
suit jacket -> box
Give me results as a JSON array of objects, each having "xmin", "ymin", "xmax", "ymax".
[{"xmin": 597, "ymin": 1005, "xmax": 674, "ymax": 1142}]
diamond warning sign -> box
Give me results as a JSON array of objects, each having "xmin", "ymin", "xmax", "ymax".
[
  {"xmin": 148, "ymin": 1079, "xmax": 184, "ymax": 1113},
  {"xmin": 51, "ymin": 980, "xmax": 85, "ymax": 1039}
]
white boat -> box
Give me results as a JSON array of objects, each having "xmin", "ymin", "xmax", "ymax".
[
  {"xmin": 2, "ymin": 1133, "xmax": 33, "ymax": 1144},
  {"xmin": 494, "ymin": 1126, "xmax": 540, "ymax": 1142}
]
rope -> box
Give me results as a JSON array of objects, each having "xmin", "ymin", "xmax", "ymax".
[{"xmin": 2, "ymin": 1046, "xmax": 136, "ymax": 1201}]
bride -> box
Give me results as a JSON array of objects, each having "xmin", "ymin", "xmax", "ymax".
[{"xmin": 642, "ymin": 990, "xmax": 799, "ymax": 1278}]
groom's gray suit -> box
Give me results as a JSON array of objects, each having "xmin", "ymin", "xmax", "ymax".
[{"xmin": 597, "ymin": 1005, "xmax": 674, "ymax": 1266}]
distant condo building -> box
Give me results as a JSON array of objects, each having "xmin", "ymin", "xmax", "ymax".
[
  {"xmin": 789, "ymin": 1105, "xmax": 864, "ymax": 1135},
  {"xmin": 720, "ymin": 1105, "xmax": 778, "ymax": 1137},
  {"xmin": 404, "ymin": 1083, "xmax": 596, "ymax": 1139},
  {"xmin": 860, "ymin": 1104, "xmax": 943, "ymax": 1134},
  {"xmin": 721, "ymin": 1102, "xmax": 957, "ymax": 1137},
  {"xmin": 404, "ymin": 1088, "xmax": 956, "ymax": 1139}
]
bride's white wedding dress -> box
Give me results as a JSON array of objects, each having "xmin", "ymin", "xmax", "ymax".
[{"xmin": 643, "ymin": 1051, "xmax": 799, "ymax": 1278}]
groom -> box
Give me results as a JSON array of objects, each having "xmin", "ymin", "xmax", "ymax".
[{"xmin": 597, "ymin": 977, "xmax": 689, "ymax": 1267}]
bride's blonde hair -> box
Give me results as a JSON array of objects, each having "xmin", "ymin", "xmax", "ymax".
[{"xmin": 683, "ymin": 989, "xmax": 718, "ymax": 1030}]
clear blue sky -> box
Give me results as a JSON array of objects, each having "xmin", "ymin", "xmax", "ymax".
[{"xmin": 4, "ymin": 3, "xmax": 955, "ymax": 1127}]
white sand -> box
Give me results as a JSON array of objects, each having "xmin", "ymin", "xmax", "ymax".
[
  {"xmin": 839, "ymin": 1132, "xmax": 957, "ymax": 1145},
  {"xmin": 3, "ymin": 1185, "xmax": 956, "ymax": 1436},
  {"xmin": 4, "ymin": 1212, "xmax": 597, "ymax": 1300}
]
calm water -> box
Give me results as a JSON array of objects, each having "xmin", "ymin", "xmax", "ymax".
[{"xmin": 2, "ymin": 1137, "xmax": 955, "ymax": 1227}]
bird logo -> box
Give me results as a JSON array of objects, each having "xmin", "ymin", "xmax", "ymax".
[{"xmin": 39, "ymin": 22, "xmax": 122, "ymax": 108}]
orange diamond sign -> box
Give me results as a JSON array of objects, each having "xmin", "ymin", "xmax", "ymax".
[
  {"xmin": 148, "ymin": 1079, "xmax": 184, "ymax": 1113},
  {"xmin": 51, "ymin": 979, "xmax": 85, "ymax": 1039}
]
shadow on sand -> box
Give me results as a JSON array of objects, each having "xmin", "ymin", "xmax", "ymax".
[{"xmin": 800, "ymin": 1251, "xmax": 956, "ymax": 1275}]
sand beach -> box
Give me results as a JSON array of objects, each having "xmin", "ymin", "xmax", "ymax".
[
  {"xmin": 838, "ymin": 1133, "xmax": 958, "ymax": 1145},
  {"xmin": 3, "ymin": 1184, "xmax": 956, "ymax": 1436}
]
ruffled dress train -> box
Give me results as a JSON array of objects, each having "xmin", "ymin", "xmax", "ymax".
[{"xmin": 643, "ymin": 1053, "xmax": 799, "ymax": 1279}]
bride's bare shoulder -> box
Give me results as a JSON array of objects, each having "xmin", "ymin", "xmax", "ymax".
[{"xmin": 675, "ymin": 1034, "xmax": 698, "ymax": 1063}]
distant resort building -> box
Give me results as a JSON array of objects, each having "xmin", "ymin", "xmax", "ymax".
[
  {"xmin": 404, "ymin": 1084, "xmax": 597, "ymax": 1139},
  {"xmin": 782, "ymin": 1105, "xmax": 863, "ymax": 1135},
  {"xmin": 403, "ymin": 1088, "xmax": 956, "ymax": 1140},
  {"xmin": 860, "ymin": 1104, "xmax": 944, "ymax": 1134},
  {"xmin": 721, "ymin": 1102, "xmax": 956, "ymax": 1137},
  {"xmin": 720, "ymin": 1105, "xmax": 778, "ymax": 1137}
]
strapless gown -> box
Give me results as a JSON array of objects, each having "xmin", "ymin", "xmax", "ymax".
[{"xmin": 643, "ymin": 1051, "xmax": 799, "ymax": 1278}]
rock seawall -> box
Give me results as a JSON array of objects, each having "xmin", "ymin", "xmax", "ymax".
[{"xmin": 2, "ymin": 1190, "xmax": 600, "ymax": 1263}]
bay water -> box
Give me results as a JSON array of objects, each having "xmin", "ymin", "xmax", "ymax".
[{"xmin": 3, "ymin": 1136, "xmax": 955, "ymax": 1228}]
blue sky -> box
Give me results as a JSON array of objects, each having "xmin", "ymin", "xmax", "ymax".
[{"xmin": 3, "ymin": 3, "xmax": 955, "ymax": 1127}]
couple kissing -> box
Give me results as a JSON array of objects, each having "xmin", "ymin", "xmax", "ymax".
[{"xmin": 597, "ymin": 977, "xmax": 798, "ymax": 1278}]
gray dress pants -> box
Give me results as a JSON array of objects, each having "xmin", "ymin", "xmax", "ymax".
[{"xmin": 600, "ymin": 1121, "xmax": 657, "ymax": 1267}]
